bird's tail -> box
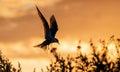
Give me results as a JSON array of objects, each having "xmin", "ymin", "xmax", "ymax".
[
  {"xmin": 34, "ymin": 44, "xmax": 41, "ymax": 48},
  {"xmin": 34, "ymin": 44, "xmax": 48, "ymax": 50}
]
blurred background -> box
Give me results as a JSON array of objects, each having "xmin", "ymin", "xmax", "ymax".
[{"xmin": 0, "ymin": 0, "xmax": 120, "ymax": 72}]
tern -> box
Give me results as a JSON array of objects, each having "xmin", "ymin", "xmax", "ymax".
[{"xmin": 34, "ymin": 6, "xmax": 59, "ymax": 48}]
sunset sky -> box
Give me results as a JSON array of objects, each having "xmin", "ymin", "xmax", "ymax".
[{"xmin": 0, "ymin": 0, "xmax": 120, "ymax": 72}]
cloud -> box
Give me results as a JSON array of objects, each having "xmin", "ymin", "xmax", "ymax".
[
  {"xmin": 0, "ymin": 38, "xmax": 52, "ymax": 59},
  {"xmin": 0, "ymin": 0, "xmax": 61, "ymax": 18},
  {"xmin": 0, "ymin": 37, "xmax": 78, "ymax": 60},
  {"xmin": 0, "ymin": 9, "xmax": 41, "ymax": 42},
  {"xmin": 0, "ymin": 23, "xmax": 17, "ymax": 31}
]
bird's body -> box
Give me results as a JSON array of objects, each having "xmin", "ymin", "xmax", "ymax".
[
  {"xmin": 35, "ymin": 38, "xmax": 58, "ymax": 48},
  {"xmin": 34, "ymin": 6, "xmax": 59, "ymax": 48}
]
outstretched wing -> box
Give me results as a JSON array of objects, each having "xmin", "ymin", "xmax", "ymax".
[
  {"xmin": 36, "ymin": 6, "xmax": 51, "ymax": 39},
  {"xmin": 50, "ymin": 15, "xmax": 58, "ymax": 37}
]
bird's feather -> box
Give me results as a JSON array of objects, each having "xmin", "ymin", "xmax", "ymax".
[
  {"xmin": 50, "ymin": 15, "xmax": 58, "ymax": 37},
  {"xmin": 36, "ymin": 6, "xmax": 52, "ymax": 39}
]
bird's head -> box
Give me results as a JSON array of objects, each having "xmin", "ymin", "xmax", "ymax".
[{"xmin": 52, "ymin": 38, "xmax": 60, "ymax": 44}]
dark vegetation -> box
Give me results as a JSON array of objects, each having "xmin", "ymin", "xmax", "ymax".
[
  {"xmin": 0, "ymin": 51, "xmax": 21, "ymax": 72},
  {"xmin": 0, "ymin": 35, "xmax": 120, "ymax": 72}
]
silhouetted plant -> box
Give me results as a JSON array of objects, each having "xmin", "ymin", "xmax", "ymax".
[
  {"xmin": 47, "ymin": 36, "xmax": 120, "ymax": 72},
  {"xmin": 0, "ymin": 51, "xmax": 22, "ymax": 72}
]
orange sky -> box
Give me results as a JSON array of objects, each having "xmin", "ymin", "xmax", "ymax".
[{"xmin": 0, "ymin": 0, "xmax": 120, "ymax": 72}]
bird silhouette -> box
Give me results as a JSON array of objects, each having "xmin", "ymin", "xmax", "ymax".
[{"xmin": 34, "ymin": 6, "xmax": 59, "ymax": 49}]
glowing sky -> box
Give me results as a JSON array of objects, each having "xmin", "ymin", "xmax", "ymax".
[{"xmin": 0, "ymin": 0, "xmax": 120, "ymax": 72}]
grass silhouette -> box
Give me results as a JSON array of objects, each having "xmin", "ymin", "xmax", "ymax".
[
  {"xmin": 47, "ymin": 35, "xmax": 120, "ymax": 72},
  {"xmin": 0, "ymin": 51, "xmax": 22, "ymax": 72},
  {"xmin": 0, "ymin": 35, "xmax": 120, "ymax": 72}
]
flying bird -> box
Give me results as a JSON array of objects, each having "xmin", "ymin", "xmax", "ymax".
[{"xmin": 34, "ymin": 6, "xmax": 59, "ymax": 49}]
